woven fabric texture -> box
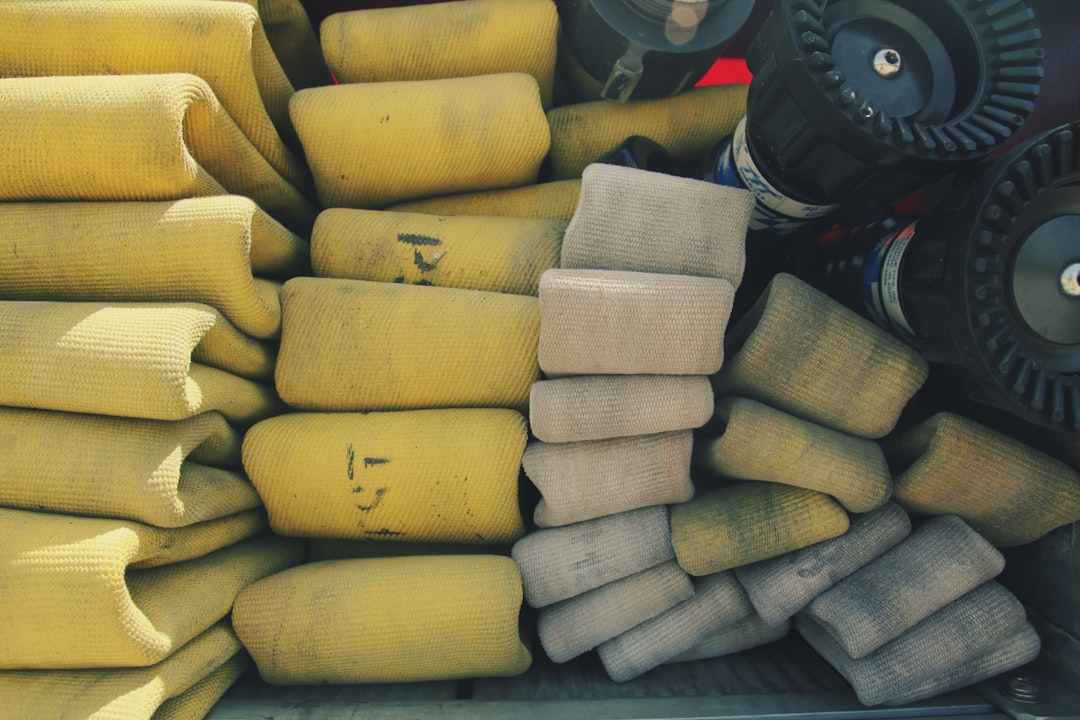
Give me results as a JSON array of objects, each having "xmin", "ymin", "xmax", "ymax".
[
  {"xmin": 0, "ymin": 510, "xmax": 300, "ymax": 668},
  {"xmin": 700, "ymin": 397, "xmax": 893, "ymax": 513},
  {"xmin": 152, "ymin": 651, "xmax": 250, "ymax": 720},
  {"xmin": 711, "ymin": 273, "xmax": 928, "ymax": 439},
  {"xmin": 0, "ymin": 622, "xmax": 244, "ymax": 720},
  {"xmin": 538, "ymin": 269, "xmax": 734, "ymax": 376},
  {"xmin": 529, "ymin": 375, "xmax": 714, "ymax": 442},
  {"xmin": 670, "ymin": 483, "xmax": 850, "ymax": 576},
  {"xmin": 0, "ymin": 300, "xmax": 282, "ymax": 424},
  {"xmin": 547, "ymin": 84, "xmax": 747, "ymax": 180},
  {"xmin": 235, "ymin": 0, "xmax": 330, "ymax": 89},
  {"xmin": 290, "ymin": 74, "xmax": 549, "ymax": 210},
  {"xmin": 0, "ymin": 197, "xmax": 308, "ymax": 340},
  {"xmin": 668, "ymin": 614, "xmax": 790, "ymax": 664},
  {"xmin": 233, "ymin": 555, "xmax": 532, "ymax": 684},
  {"xmin": 276, "ymin": 277, "xmax": 540, "ymax": 411},
  {"xmin": 388, "ymin": 179, "xmax": 582, "ymax": 221},
  {"xmin": 321, "ymin": 0, "xmax": 557, "ymax": 108},
  {"xmin": 537, "ymin": 560, "xmax": 693, "ymax": 664},
  {"xmin": 0, "ymin": 408, "xmax": 261, "ymax": 528},
  {"xmin": 597, "ymin": 571, "xmax": 754, "ymax": 682},
  {"xmin": 511, "ymin": 505, "xmax": 675, "ymax": 608},
  {"xmin": 735, "ymin": 503, "xmax": 911, "ymax": 625},
  {"xmin": 525, "ymin": 430, "xmax": 695, "ymax": 528},
  {"xmin": 0, "ymin": 0, "xmax": 310, "ymax": 191},
  {"xmin": 0, "ymin": 73, "xmax": 316, "ymax": 235},
  {"xmin": 560, "ymin": 164, "xmax": 751, "ymax": 284},
  {"xmin": 805, "ymin": 515, "xmax": 1005, "ymax": 659},
  {"xmin": 311, "ymin": 208, "xmax": 563, "ymax": 296},
  {"xmin": 797, "ymin": 581, "xmax": 1038, "ymax": 706},
  {"xmin": 884, "ymin": 411, "xmax": 1080, "ymax": 547},
  {"xmin": 242, "ymin": 408, "xmax": 527, "ymax": 543}
]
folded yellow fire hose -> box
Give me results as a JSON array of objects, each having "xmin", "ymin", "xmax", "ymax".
[
  {"xmin": 311, "ymin": 209, "xmax": 564, "ymax": 296},
  {"xmin": 883, "ymin": 411, "xmax": 1080, "ymax": 547},
  {"xmin": 712, "ymin": 273, "xmax": 929, "ymax": 439},
  {"xmin": 699, "ymin": 396, "xmax": 893, "ymax": 514},
  {"xmin": 320, "ymin": 0, "xmax": 558, "ymax": 109},
  {"xmin": 0, "ymin": 621, "xmax": 248, "ymax": 720},
  {"xmin": 290, "ymin": 73, "xmax": 550, "ymax": 210},
  {"xmin": 0, "ymin": 197, "xmax": 308, "ymax": 340},
  {"xmin": 232, "ymin": 555, "xmax": 532, "ymax": 684},
  {"xmin": 0, "ymin": 73, "xmax": 317, "ymax": 236},
  {"xmin": 547, "ymin": 84, "xmax": 747, "ymax": 180},
  {"xmin": 0, "ymin": 508, "xmax": 302, "ymax": 668},
  {"xmin": 0, "ymin": 408, "xmax": 260, "ymax": 528},
  {"xmin": 276, "ymin": 277, "xmax": 540, "ymax": 411},
  {"xmin": 0, "ymin": 300, "xmax": 283, "ymax": 424},
  {"xmin": 388, "ymin": 179, "xmax": 582, "ymax": 221},
  {"xmin": 234, "ymin": 0, "xmax": 330, "ymax": 89},
  {"xmin": 0, "ymin": 0, "xmax": 311, "ymax": 193},
  {"xmin": 242, "ymin": 408, "xmax": 527, "ymax": 543}
]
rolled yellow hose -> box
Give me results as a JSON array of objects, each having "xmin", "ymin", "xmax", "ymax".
[{"xmin": 388, "ymin": 179, "xmax": 582, "ymax": 222}]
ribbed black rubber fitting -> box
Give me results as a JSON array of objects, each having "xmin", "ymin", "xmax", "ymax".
[
  {"xmin": 744, "ymin": 0, "xmax": 1045, "ymax": 206},
  {"xmin": 807, "ymin": 121, "xmax": 1080, "ymax": 431}
]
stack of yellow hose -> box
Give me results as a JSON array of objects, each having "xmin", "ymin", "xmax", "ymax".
[{"xmin": 0, "ymin": 1, "xmax": 322, "ymax": 716}]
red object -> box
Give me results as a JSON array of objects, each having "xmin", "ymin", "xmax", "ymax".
[{"xmin": 695, "ymin": 57, "xmax": 753, "ymax": 87}]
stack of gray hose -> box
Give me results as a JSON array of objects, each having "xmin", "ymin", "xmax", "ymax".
[{"xmin": 511, "ymin": 163, "xmax": 758, "ymax": 680}]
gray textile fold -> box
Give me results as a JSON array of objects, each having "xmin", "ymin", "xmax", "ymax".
[
  {"xmin": 796, "ymin": 581, "xmax": 1039, "ymax": 706},
  {"xmin": 529, "ymin": 375, "xmax": 714, "ymax": 443},
  {"xmin": 735, "ymin": 503, "xmax": 911, "ymax": 625},
  {"xmin": 525, "ymin": 431, "xmax": 695, "ymax": 528},
  {"xmin": 511, "ymin": 505, "xmax": 675, "ymax": 608},
  {"xmin": 538, "ymin": 560, "xmax": 693, "ymax": 663},
  {"xmin": 597, "ymin": 571, "xmax": 753, "ymax": 682},
  {"xmin": 538, "ymin": 268, "xmax": 735, "ymax": 377},
  {"xmin": 560, "ymin": 163, "xmax": 751, "ymax": 285},
  {"xmin": 667, "ymin": 614, "xmax": 790, "ymax": 664},
  {"xmin": 804, "ymin": 515, "xmax": 1004, "ymax": 659}
]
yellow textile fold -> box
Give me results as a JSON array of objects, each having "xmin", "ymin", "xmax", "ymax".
[
  {"xmin": 233, "ymin": 555, "xmax": 532, "ymax": 683},
  {"xmin": 0, "ymin": 73, "xmax": 317, "ymax": 236},
  {"xmin": 290, "ymin": 73, "xmax": 550, "ymax": 209},
  {"xmin": 311, "ymin": 209, "xmax": 564, "ymax": 296},
  {"xmin": 0, "ymin": 300, "xmax": 283, "ymax": 424},
  {"xmin": 276, "ymin": 277, "xmax": 540, "ymax": 411},
  {"xmin": 547, "ymin": 85, "xmax": 747, "ymax": 180},
  {"xmin": 388, "ymin": 180, "xmax": 582, "ymax": 221},
  {"xmin": 0, "ymin": 197, "xmax": 309, "ymax": 340},
  {"xmin": 320, "ymin": 0, "xmax": 558, "ymax": 108},
  {"xmin": 242, "ymin": 409, "xmax": 527, "ymax": 543},
  {"xmin": 0, "ymin": 408, "xmax": 261, "ymax": 528},
  {"xmin": 230, "ymin": 0, "xmax": 331, "ymax": 89},
  {"xmin": 0, "ymin": 509, "xmax": 295, "ymax": 669},
  {"xmin": 0, "ymin": 622, "xmax": 245, "ymax": 720},
  {"xmin": 0, "ymin": 0, "xmax": 311, "ymax": 192},
  {"xmin": 306, "ymin": 538, "xmax": 508, "ymax": 562},
  {"xmin": 701, "ymin": 397, "xmax": 893, "ymax": 513},
  {"xmin": 884, "ymin": 412, "xmax": 1080, "ymax": 547},
  {"xmin": 712, "ymin": 273, "xmax": 928, "ymax": 439},
  {"xmin": 669, "ymin": 483, "xmax": 850, "ymax": 576}
]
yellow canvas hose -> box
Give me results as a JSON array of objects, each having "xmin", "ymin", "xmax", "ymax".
[
  {"xmin": 0, "ymin": 509, "xmax": 301, "ymax": 668},
  {"xmin": 233, "ymin": 555, "xmax": 531, "ymax": 684},
  {"xmin": 231, "ymin": 0, "xmax": 330, "ymax": 89},
  {"xmin": 0, "ymin": 0, "xmax": 310, "ymax": 191},
  {"xmin": 311, "ymin": 209, "xmax": 563, "ymax": 296},
  {"xmin": 276, "ymin": 277, "xmax": 540, "ymax": 411},
  {"xmin": 0, "ymin": 621, "xmax": 246, "ymax": 720},
  {"xmin": 387, "ymin": 179, "xmax": 582, "ymax": 221},
  {"xmin": 0, "ymin": 408, "xmax": 261, "ymax": 528},
  {"xmin": 0, "ymin": 73, "xmax": 317, "ymax": 236},
  {"xmin": 290, "ymin": 73, "xmax": 550, "ymax": 209},
  {"xmin": 0, "ymin": 300, "xmax": 283, "ymax": 424},
  {"xmin": 320, "ymin": 0, "xmax": 558, "ymax": 108},
  {"xmin": 242, "ymin": 408, "xmax": 527, "ymax": 544},
  {"xmin": 548, "ymin": 84, "xmax": 747, "ymax": 180},
  {"xmin": 0, "ymin": 197, "xmax": 308, "ymax": 340}
]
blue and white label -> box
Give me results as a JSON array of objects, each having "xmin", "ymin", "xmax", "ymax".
[
  {"xmin": 863, "ymin": 220, "xmax": 917, "ymax": 342},
  {"xmin": 716, "ymin": 115, "xmax": 838, "ymax": 234}
]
